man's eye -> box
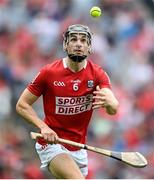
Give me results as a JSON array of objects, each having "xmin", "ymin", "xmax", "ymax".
[
  {"xmin": 81, "ymin": 39, "xmax": 86, "ymax": 42},
  {"xmin": 70, "ymin": 38, "xmax": 76, "ymax": 41}
]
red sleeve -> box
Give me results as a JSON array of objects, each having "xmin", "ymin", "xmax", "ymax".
[
  {"xmin": 96, "ymin": 67, "xmax": 111, "ymax": 89},
  {"xmin": 27, "ymin": 67, "xmax": 47, "ymax": 96}
]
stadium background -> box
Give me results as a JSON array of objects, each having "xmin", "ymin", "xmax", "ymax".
[{"xmin": 0, "ymin": 0, "xmax": 154, "ymax": 178}]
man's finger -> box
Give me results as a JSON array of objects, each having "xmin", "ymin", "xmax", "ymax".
[
  {"xmin": 93, "ymin": 96, "xmax": 106, "ymax": 100},
  {"xmin": 54, "ymin": 135, "xmax": 59, "ymax": 144},
  {"xmin": 96, "ymin": 85, "xmax": 101, "ymax": 91},
  {"xmin": 93, "ymin": 91, "xmax": 105, "ymax": 96},
  {"xmin": 93, "ymin": 101, "xmax": 106, "ymax": 106},
  {"xmin": 42, "ymin": 134, "xmax": 48, "ymax": 140},
  {"xmin": 92, "ymin": 105, "xmax": 102, "ymax": 109}
]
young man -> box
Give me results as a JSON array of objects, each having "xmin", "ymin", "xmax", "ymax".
[{"xmin": 16, "ymin": 24, "xmax": 119, "ymax": 179}]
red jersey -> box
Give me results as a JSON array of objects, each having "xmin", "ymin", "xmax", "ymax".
[{"xmin": 27, "ymin": 59, "xmax": 111, "ymax": 150}]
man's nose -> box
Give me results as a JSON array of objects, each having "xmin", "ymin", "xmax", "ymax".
[{"xmin": 76, "ymin": 40, "xmax": 82, "ymax": 47}]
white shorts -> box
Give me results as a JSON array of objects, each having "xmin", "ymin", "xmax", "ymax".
[{"xmin": 35, "ymin": 142, "xmax": 88, "ymax": 176}]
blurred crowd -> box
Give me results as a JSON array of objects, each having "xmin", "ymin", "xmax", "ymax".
[{"xmin": 0, "ymin": 0, "xmax": 154, "ymax": 178}]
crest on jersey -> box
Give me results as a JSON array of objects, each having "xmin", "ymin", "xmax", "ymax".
[{"xmin": 87, "ymin": 80, "xmax": 94, "ymax": 88}]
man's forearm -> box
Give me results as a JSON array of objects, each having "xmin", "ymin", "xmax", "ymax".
[{"xmin": 16, "ymin": 102, "xmax": 48, "ymax": 129}]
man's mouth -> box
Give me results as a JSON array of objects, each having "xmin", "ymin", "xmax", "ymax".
[{"xmin": 74, "ymin": 50, "xmax": 83, "ymax": 54}]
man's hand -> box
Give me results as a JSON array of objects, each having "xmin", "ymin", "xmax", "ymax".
[
  {"xmin": 40, "ymin": 126, "xmax": 59, "ymax": 144},
  {"xmin": 92, "ymin": 86, "xmax": 119, "ymax": 114}
]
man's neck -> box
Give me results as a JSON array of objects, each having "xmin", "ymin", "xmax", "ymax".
[{"xmin": 64, "ymin": 57, "xmax": 86, "ymax": 72}]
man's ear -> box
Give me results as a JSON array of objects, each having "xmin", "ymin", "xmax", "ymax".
[
  {"xmin": 63, "ymin": 42, "xmax": 67, "ymax": 52},
  {"xmin": 88, "ymin": 45, "xmax": 92, "ymax": 54}
]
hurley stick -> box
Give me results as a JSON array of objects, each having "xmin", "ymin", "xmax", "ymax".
[{"xmin": 30, "ymin": 132, "xmax": 147, "ymax": 168}]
